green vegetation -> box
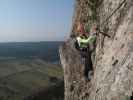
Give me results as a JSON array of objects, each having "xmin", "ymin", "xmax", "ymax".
[{"xmin": 0, "ymin": 58, "xmax": 63, "ymax": 100}]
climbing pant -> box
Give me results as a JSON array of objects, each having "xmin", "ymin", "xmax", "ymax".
[{"xmin": 79, "ymin": 47, "xmax": 93, "ymax": 79}]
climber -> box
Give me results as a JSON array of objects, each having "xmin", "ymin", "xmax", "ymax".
[
  {"xmin": 75, "ymin": 22, "xmax": 97, "ymax": 51},
  {"xmin": 75, "ymin": 21, "xmax": 97, "ymax": 81},
  {"xmin": 75, "ymin": 22, "xmax": 97, "ymax": 54}
]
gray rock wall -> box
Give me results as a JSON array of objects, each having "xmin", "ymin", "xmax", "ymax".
[
  {"xmin": 59, "ymin": 39, "xmax": 91, "ymax": 100},
  {"xmin": 90, "ymin": 0, "xmax": 133, "ymax": 99},
  {"xmin": 60, "ymin": 0, "xmax": 133, "ymax": 100}
]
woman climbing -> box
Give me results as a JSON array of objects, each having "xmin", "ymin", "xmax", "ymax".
[{"xmin": 75, "ymin": 20, "xmax": 97, "ymax": 81}]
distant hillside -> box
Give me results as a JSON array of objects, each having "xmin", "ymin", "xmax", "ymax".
[
  {"xmin": 0, "ymin": 41, "xmax": 63, "ymax": 63},
  {"xmin": 0, "ymin": 58, "xmax": 63, "ymax": 100}
]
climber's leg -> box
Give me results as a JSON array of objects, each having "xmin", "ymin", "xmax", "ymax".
[
  {"xmin": 91, "ymin": 51, "xmax": 95, "ymax": 65},
  {"xmin": 84, "ymin": 59, "xmax": 89, "ymax": 79},
  {"xmin": 79, "ymin": 47, "xmax": 93, "ymax": 81},
  {"xmin": 84, "ymin": 50, "xmax": 93, "ymax": 81},
  {"xmin": 80, "ymin": 48, "xmax": 87, "ymax": 64},
  {"xmin": 80, "ymin": 48, "xmax": 87, "ymax": 58},
  {"xmin": 81, "ymin": 57, "xmax": 85, "ymax": 64}
]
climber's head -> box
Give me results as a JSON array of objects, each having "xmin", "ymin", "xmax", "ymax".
[
  {"xmin": 77, "ymin": 19, "xmax": 86, "ymax": 35},
  {"xmin": 77, "ymin": 22, "xmax": 83, "ymax": 32}
]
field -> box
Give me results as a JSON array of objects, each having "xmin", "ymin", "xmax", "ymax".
[
  {"xmin": 0, "ymin": 58, "xmax": 63, "ymax": 100},
  {"xmin": 0, "ymin": 42, "xmax": 64, "ymax": 100}
]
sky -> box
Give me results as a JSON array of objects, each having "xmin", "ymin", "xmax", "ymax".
[{"xmin": 0, "ymin": 0, "xmax": 74, "ymax": 42}]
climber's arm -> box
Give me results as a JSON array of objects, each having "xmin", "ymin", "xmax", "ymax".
[
  {"xmin": 87, "ymin": 36, "xmax": 96, "ymax": 44},
  {"xmin": 77, "ymin": 36, "xmax": 96, "ymax": 44}
]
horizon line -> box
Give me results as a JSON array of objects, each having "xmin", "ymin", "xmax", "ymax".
[{"xmin": 0, "ymin": 40, "xmax": 65, "ymax": 43}]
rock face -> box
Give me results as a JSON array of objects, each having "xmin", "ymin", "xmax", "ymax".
[
  {"xmin": 60, "ymin": 39, "xmax": 92, "ymax": 100},
  {"xmin": 60, "ymin": 0, "xmax": 133, "ymax": 100}
]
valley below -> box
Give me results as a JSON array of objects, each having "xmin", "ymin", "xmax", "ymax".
[
  {"xmin": 0, "ymin": 42, "xmax": 64, "ymax": 100},
  {"xmin": 0, "ymin": 58, "xmax": 64, "ymax": 100}
]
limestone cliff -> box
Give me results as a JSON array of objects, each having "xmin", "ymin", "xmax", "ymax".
[{"xmin": 59, "ymin": 0, "xmax": 133, "ymax": 100}]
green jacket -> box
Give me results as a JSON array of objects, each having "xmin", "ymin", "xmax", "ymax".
[{"xmin": 76, "ymin": 36, "xmax": 96, "ymax": 48}]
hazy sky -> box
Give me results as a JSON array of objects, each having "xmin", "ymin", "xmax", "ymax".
[{"xmin": 0, "ymin": 0, "xmax": 74, "ymax": 42}]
